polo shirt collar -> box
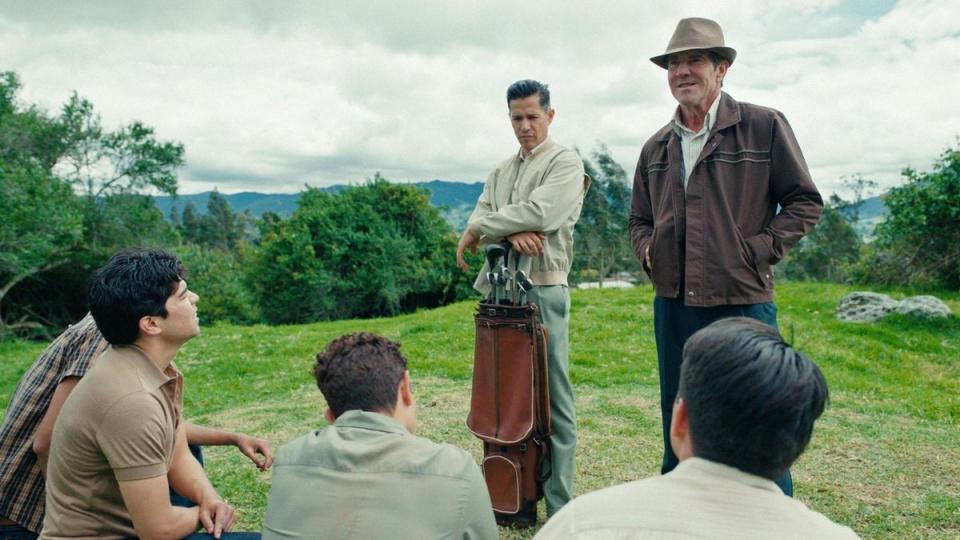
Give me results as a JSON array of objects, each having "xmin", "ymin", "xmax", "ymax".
[
  {"xmin": 677, "ymin": 457, "xmax": 783, "ymax": 493},
  {"xmin": 334, "ymin": 409, "xmax": 410, "ymax": 435},
  {"xmin": 112, "ymin": 344, "xmax": 180, "ymax": 389}
]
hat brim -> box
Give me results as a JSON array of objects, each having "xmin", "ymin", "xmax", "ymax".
[{"xmin": 650, "ymin": 46, "xmax": 737, "ymax": 69}]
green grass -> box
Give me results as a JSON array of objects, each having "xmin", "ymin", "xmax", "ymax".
[{"xmin": 2, "ymin": 283, "xmax": 958, "ymax": 538}]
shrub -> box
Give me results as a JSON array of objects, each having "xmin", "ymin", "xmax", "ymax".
[{"xmin": 178, "ymin": 244, "xmax": 260, "ymax": 325}]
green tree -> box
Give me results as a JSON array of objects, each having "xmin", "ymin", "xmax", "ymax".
[
  {"xmin": 0, "ymin": 166, "xmax": 83, "ymax": 337},
  {"xmin": 56, "ymin": 92, "xmax": 184, "ymax": 251},
  {"xmin": 833, "ymin": 174, "xmax": 878, "ymax": 224},
  {"xmin": 58, "ymin": 93, "xmax": 184, "ymax": 199},
  {"xmin": 250, "ymin": 176, "xmax": 471, "ymax": 323},
  {"xmin": 573, "ymin": 144, "xmax": 635, "ymax": 285},
  {"xmin": 0, "ymin": 70, "xmax": 184, "ymax": 334},
  {"xmin": 178, "ymin": 244, "xmax": 260, "ymax": 325},
  {"xmin": 783, "ymin": 203, "xmax": 861, "ymax": 282},
  {"xmin": 180, "ymin": 201, "xmax": 203, "ymax": 243},
  {"xmin": 199, "ymin": 190, "xmax": 243, "ymax": 251},
  {"xmin": 865, "ymin": 144, "xmax": 960, "ymax": 288},
  {"xmin": 0, "ymin": 72, "xmax": 83, "ymax": 337}
]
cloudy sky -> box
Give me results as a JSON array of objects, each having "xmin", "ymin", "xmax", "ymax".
[{"xmin": 1, "ymin": 0, "xmax": 957, "ymax": 198}]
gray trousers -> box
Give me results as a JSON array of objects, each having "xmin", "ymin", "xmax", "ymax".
[{"xmin": 525, "ymin": 285, "xmax": 576, "ymax": 516}]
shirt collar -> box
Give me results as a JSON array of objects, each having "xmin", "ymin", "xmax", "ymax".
[
  {"xmin": 112, "ymin": 344, "xmax": 180, "ymax": 389},
  {"xmin": 671, "ymin": 93, "xmax": 721, "ymax": 136},
  {"xmin": 334, "ymin": 409, "xmax": 410, "ymax": 435},
  {"xmin": 519, "ymin": 138, "xmax": 551, "ymax": 161},
  {"xmin": 677, "ymin": 457, "xmax": 784, "ymax": 493}
]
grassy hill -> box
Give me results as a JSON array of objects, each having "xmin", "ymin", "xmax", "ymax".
[{"xmin": 1, "ymin": 283, "xmax": 957, "ymax": 538}]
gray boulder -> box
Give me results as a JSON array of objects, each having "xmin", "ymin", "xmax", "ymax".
[
  {"xmin": 895, "ymin": 295, "xmax": 953, "ymax": 319},
  {"xmin": 836, "ymin": 292, "xmax": 899, "ymax": 322}
]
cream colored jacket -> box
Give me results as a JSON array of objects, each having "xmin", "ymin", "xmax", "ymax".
[
  {"xmin": 467, "ymin": 139, "xmax": 589, "ymax": 294},
  {"xmin": 535, "ymin": 458, "xmax": 861, "ymax": 539}
]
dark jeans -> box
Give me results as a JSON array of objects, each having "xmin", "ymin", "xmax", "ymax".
[
  {"xmin": 653, "ymin": 296, "xmax": 793, "ymax": 496},
  {"xmin": 126, "ymin": 534, "xmax": 260, "ymax": 540},
  {"xmin": 181, "ymin": 534, "xmax": 261, "ymax": 540},
  {"xmin": 170, "ymin": 447, "xmax": 261, "ymax": 539},
  {"xmin": 0, "ymin": 523, "xmax": 38, "ymax": 540}
]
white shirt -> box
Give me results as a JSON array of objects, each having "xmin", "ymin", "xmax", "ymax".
[
  {"xmin": 671, "ymin": 94, "xmax": 721, "ymax": 191},
  {"xmin": 535, "ymin": 457, "xmax": 861, "ymax": 540}
]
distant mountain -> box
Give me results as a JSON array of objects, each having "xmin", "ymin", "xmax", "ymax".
[
  {"xmin": 856, "ymin": 194, "xmax": 887, "ymax": 220},
  {"xmin": 849, "ymin": 194, "xmax": 888, "ymax": 241},
  {"xmin": 155, "ymin": 192, "xmax": 301, "ymax": 219},
  {"xmin": 154, "ymin": 183, "xmax": 889, "ymax": 237},
  {"xmin": 154, "ymin": 180, "xmax": 484, "ymax": 230}
]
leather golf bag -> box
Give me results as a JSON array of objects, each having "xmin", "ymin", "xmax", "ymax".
[{"xmin": 467, "ymin": 299, "xmax": 551, "ymax": 526}]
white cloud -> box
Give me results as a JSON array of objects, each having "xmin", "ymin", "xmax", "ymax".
[{"xmin": 0, "ymin": 0, "xmax": 956, "ymax": 198}]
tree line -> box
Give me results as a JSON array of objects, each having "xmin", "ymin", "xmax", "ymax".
[
  {"xmin": 782, "ymin": 146, "xmax": 960, "ymax": 292},
  {"xmin": 2, "ymin": 69, "xmax": 957, "ymax": 338}
]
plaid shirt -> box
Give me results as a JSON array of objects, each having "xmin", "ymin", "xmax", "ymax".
[{"xmin": 0, "ymin": 314, "xmax": 107, "ymax": 533}]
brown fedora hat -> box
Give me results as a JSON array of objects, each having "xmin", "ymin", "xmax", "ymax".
[{"xmin": 650, "ymin": 17, "xmax": 737, "ymax": 69}]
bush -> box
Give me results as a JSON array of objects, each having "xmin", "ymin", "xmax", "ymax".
[
  {"xmin": 248, "ymin": 178, "xmax": 475, "ymax": 324},
  {"xmin": 178, "ymin": 244, "xmax": 260, "ymax": 325},
  {"xmin": 864, "ymin": 144, "xmax": 960, "ymax": 289},
  {"xmin": 782, "ymin": 205, "xmax": 861, "ymax": 282}
]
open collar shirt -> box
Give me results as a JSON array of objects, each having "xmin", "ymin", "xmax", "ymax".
[{"xmin": 671, "ymin": 93, "xmax": 721, "ymax": 191}]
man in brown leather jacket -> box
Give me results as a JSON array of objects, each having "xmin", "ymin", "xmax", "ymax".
[{"xmin": 629, "ymin": 17, "xmax": 823, "ymax": 496}]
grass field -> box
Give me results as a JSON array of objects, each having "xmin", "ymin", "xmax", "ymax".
[{"xmin": 1, "ymin": 283, "xmax": 958, "ymax": 538}]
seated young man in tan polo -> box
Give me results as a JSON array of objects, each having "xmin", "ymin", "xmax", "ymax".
[
  {"xmin": 262, "ymin": 333, "xmax": 498, "ymax": 539},
  {"xmin": 40, "ymin": 248, "xmax": 259, "ymax": 540},
  {"xmin": 0, "ymin": 311, "xmax": 273, "ymax": 539}
]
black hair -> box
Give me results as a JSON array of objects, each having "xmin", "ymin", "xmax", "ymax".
[
  {"xmin": 314, "ymin": 332, "xmax": 408, "ymax": 418},
  {"xmin": 87, "ymin": 248, "xmax": 186, "ymax": 345},
  {"xmin": 706, "ymin": 51, "xmax": 724, "ymax": 68},
  {"xmin": 679, "ymin": 317, "xmax": 829, "ymax": 480},
  {"xmin": 506, "ymin": 79, "xmax": 551, "ymax": 111}
]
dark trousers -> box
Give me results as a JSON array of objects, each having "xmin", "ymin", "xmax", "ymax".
[
  {"xmin": 653, "ymin": 295, "xmax": 793, "ymax": 496},
  {"xmin": 0, "ymin": 523, "xmax": 38, "ymax": 539},
  {"xmin": 0, "ymin": 446, "xmax": 208, "ymax": 539},
  {"xmin": 169, "ymin": 444, "xmax": 205, "ymax": 507},
  {"xmin": 171, "ymin": 447, "xmax": 261, "ymax": 539},
  {"xmin": 126, "ymin": 534, "xmax": 260, "ymax": 540},
  {"xmin": 181, "ymin": 534, "xmax": 260, "ymax": 540}
]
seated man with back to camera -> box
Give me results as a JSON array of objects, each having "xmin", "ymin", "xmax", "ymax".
[
  {"xmin": 39, "ymin": 248, "xmax": 260, "ymax": 540},
  {"xmin": 536, "ymin": 317, "xmax": 860, "ymax": 539},
  {"xmin": 262, "ymin": 332, "xmax": 497, "ymax": 539}
]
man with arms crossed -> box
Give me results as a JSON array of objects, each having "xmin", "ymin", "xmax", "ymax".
[
  {"xmin": 0, "ymin": 314, "xmax": 272, "ymax": 539},
  {"xmin": 262, "ymin": 332, "xmax": 497, "ymax": 539},
  {"xmin": 456, "ymin": 79, "xmax": 588, "ymax": 518},
  {"xmin": 40, "ymin": 248, "xmax": 257, "ymax": 539},
  {"xmin": 629, "ymin": 18, "xmax": 823, "ymax": 495},
  {"xmin": 536, "ymin": 318, "xmax": 860, "ymax": 539}
]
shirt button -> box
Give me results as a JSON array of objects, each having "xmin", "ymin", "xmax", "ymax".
[
  {"xmin": 688, "ymin": 291, "xmax": 695, "ymax": 297},
  {"xmin": 765, "ymin": 273, "xmax": 771, "ymax": 279}
]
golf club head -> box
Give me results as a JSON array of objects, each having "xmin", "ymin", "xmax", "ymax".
[
  {"xmin": 498, "ymin": 267, "xmax": 512, "ymax": 286},
  {"xmin": 485, "ymin": 243, "xmax": 506, "ymax": 271},
  {"xmin": 515, "ymin": 270, "xmax": 534, "ymax": 292}
]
